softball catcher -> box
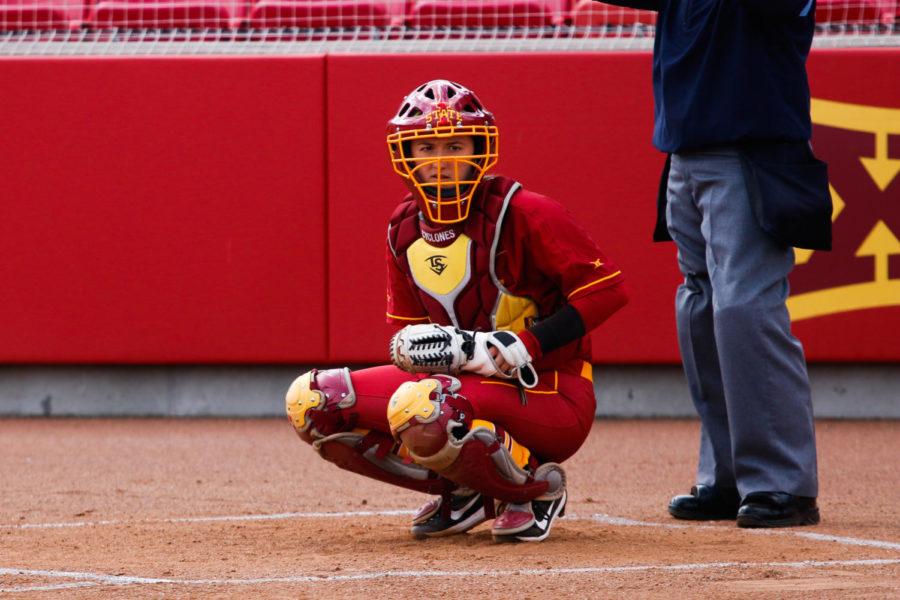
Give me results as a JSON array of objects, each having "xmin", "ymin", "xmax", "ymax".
[{"xmin": 285, "ymin": 80, "xmax": 628, "ymax": 542}]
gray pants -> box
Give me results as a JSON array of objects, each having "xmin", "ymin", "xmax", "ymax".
[{"xmin": 666, "ymin": 149, "xmax": 818, "ymax": 498}]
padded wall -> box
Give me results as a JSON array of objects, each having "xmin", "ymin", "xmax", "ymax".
[
  {"xmin": 0, "ymin": 57, "xmax": 328, "ymax": 362},
  {"xmin": 0, "ymin": 49, "xmax": 896, "ymax": 363}
]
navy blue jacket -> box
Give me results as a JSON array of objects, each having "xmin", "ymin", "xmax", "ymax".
[{"xmin": 601, "ymin": 0, "xmax": 816, "ymax": 152}]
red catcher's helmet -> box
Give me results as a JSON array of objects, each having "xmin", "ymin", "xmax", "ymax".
[{"xmin": 386, "ymin": 80, "xmax": 499, "ymax": 224}]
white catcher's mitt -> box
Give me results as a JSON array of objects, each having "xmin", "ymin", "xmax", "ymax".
[{"xmin": 390, "ymin": 324, "xmax": 538, "ymax": 388}]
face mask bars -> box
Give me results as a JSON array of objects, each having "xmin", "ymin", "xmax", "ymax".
[{"xmin": 388, "ymin": 125, "xmax": 499, "ymax": 223}]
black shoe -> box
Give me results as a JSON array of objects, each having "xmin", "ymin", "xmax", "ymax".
[
  {"xmin": 736, "ymin": 492, "xmax": 820, "ymax": 528},
  {"xmin": 410, "ymin": 492, "xmax": 488, "ymax": 539},
  {"xmin": 668, "ymin": 484, "xmax": 740, "ymax": 520}
]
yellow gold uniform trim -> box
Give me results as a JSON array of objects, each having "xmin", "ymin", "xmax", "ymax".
[
  {"xmin": 567, "ymin": 271, "xmax": 622, "ymax": 300},
  {"xmin": 471, "ymin": 419, "xmax": 530, "ymax": 468},
  {"xmin": 581, "ymin": 361, "xmax": 593, "ymax": 382},
  {"xmin": 471, "ymin": 418, "xmax": 496, "ymax": 431},
  {"xmin": 386, "ymin": 312, "xmax": 430, "ymax": 322},
  {"xmin": 480, "ymin": 380, "xmax": 559, "ymax": 394},
  {"xmin": 480, "ymin": 372, "xmax": 558, "ymax": 394},
  {"xmin": 479, "ymin": 362, "xmax": 592, "ymax": 389}
]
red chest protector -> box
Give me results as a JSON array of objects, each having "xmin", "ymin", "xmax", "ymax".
[{"xmin": 388, "ymin": 176, "xmax": 522, "ymax": 332}]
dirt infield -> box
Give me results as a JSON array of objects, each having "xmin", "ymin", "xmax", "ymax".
[{"xmin": 1, "ymin": 418, "xmax": 898, "ymax": 598}]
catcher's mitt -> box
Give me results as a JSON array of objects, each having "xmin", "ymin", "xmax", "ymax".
[
  {"xmin": 390, "ymin": 324, "xmax": 538, "ymax": 388},
  {"xmin": 389, "ymin": 324, "xmax": 473, "ymax": 374}
]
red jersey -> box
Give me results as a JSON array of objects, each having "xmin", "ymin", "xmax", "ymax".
[{"xmin": 386, "ymin": 176, "xmax": 624, "ymax": 374}]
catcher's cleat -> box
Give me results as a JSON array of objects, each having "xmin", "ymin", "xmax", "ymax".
[
  {"xmin": 411, "ymin": 491, "xmax": 489, "ymax": 539},
  {"xmin": 492, "ymin": 490, "xmax": 567, "ymax": 543},
  {"xmin": 491, "ymin": 502, "xmax": 536, "ymax": 536}
]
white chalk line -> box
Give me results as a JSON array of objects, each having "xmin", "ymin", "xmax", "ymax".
[
  {"xmin": 8, "ymin": 509, "xmax": 900, "ymax": 553},
  {"xmin": 587, "ymin": 513, "xmax": 900, "ymax": 552},
  {"xmin": 5, "ymin": 508, "xmax": 899, "ymax": 554},
  {"xmin": 5, "ymin": 510, "xmax": 416, "ymax": 530},
  {"xmin": 1, "ymin": 559, "xmax": 899, "ymax": 593},
  {"xmin": 0, "ymin": 581, "xmax": 99, "ymax": 593}
]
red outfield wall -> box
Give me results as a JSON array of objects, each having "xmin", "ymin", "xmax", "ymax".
[
  {"xmin": 0, "ymin": 50, "xmax": 897, "ymax": 364},
  {"xmin": 0, "ymin": 57, "xmax": 328, "ymax": 363}
]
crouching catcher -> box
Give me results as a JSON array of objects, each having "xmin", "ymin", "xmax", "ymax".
[{"xmin": 284, "ymin": 79, "xmax": 628, "ymax": 542}]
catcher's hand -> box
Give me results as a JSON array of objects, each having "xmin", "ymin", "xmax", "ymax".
[
  {"xmin": 390, "ymin": 324, "xmax": 538, "ymax": 388},
  {"xmin": 480, "ymin": 330, "xmax": 538, "ymax": 389}
]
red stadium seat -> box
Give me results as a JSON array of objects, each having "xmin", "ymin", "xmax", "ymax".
[
  {"xmin": 409, "ymin": 0, "xmax": 569, "ymax": 28},
  {"xmin": 88, "ymin": 0, "xmax": 249, "ymax": 28},
  {"xmin": 247, "ymin": 0, "xmax": 404, "ymax": 29},
  {"xmin": 877, "ymin": 0, "xmax": 897, "ymax": 24},
  {"xmin": 815, "ymin": 0, "xmax": 884, "ymax": 25},
  {"xmin": 570, "ymin": 0, "xmax": 655, "ymax": 27},
  {"xmin": 0, "ymin": 0, "xmax": 86, "ymax": 30}
]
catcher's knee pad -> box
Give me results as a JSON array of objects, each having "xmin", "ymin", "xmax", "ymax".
[
  {"xmin": 285, "ymin": 368, "xmax": 357, "ymax": 443},
  {"xmin": 387, "ymin": 376, "xmax": 566, "ymax": 504},
  {"xmin": 285, "ymin": 368, "xmax": 450, "ymax": 495}
]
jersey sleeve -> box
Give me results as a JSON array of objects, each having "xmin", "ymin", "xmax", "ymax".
[
  {"xmin": 385, "ymin": 242, "xmax": 430, "ymax": 326},
  {"xmin": 517, "ymin": 195, "xmax": 625, "ymax": 303}
]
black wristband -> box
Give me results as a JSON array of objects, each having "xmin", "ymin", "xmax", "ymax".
[{"xmin": 529, "ymin": 304, "xmax": 586, "ymax": 355}]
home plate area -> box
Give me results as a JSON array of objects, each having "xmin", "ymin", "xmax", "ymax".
[{"xmin": 1, "ymin": 419, "xmax": 897, "ymax": 598}]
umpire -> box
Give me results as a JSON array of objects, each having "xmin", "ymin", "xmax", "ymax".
[{"xmin": 596, "ymin": 0, "xmax": 832, "ymax": 527}]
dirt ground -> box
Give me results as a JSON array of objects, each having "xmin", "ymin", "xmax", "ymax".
[{"xmin": 0, "ymin": 418, "xmax": 898, "ymax": 598}]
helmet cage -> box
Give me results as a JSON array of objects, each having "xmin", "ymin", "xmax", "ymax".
[{"xmin": 387, "ymin": 124, "xmax": 499, "ymax": 224}]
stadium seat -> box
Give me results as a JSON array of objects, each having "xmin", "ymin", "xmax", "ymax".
[
  {"xmin": 570, "ymin": 0, "xmax": 655, "ymax": 27},
  {"xmin": 876, "ymin": 0, "xmax": 897, "ymax": 24},
  {"xmin": 815, "ymin": 0, "xmax": 884, "ymax": 25},
  {"xmin": 409, "ymin": 0, "xmax": 569, "ymax": 29},
  {"xmin": 88, "ymin": 0, "xmax": 249, "ymax": 29},
  {"xmin": 0, "ymin": 0, "xmax": 86, "ymax": 30},
  {"xmin": 247, "ymin": 0, "xmax": 405, "ymax": 29}
]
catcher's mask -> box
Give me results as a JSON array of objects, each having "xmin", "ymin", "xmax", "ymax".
[{"xmin": 386, "ymin": 79, "xmax": 499, "ymax": 224}]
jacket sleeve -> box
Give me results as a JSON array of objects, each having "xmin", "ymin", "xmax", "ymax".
[
  {"xmin": 591, "ymin": 0, "xmax": 661, "ymax": 10},
  {"xmin": 739, "ymin": 0, "xmax": 813, "ymax": 18}
]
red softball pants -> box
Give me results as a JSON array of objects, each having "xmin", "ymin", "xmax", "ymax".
[{"xmin": 345, "ymin": 362, "xmax": 597, "ymax": 463}]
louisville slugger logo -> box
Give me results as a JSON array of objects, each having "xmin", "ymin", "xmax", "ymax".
[
  {"xmin": 426, "ymin": 255, "xmax": 448, "ymax": 275},
  {"xmin": 787, "ymin": 99, "xmax": 900, "ymax": 322}
]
